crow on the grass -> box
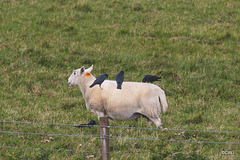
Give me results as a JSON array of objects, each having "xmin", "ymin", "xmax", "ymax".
[
  {"xmin": 75, "ymin": 120, "xmax": 97, "ymax": 128},
  {"xmin": 116, "ymin": 71, "xmax": 124, "ymax": 89},
  {"xmin": 89, "ymin": 74, "xmax": 108, "ymax": 90},
  {"xmin": 142, "ymin": 75, "xmax": 161, "ymax": 83}
]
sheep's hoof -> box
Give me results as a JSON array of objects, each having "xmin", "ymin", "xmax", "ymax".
[{"xmin": 162, "ymin": 128, "xmax": 168, "ymax": 132}]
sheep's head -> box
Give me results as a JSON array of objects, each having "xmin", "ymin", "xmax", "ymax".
[{"xmin": 68, "ymin": 65, "xmax": 93, "ymax": 86}]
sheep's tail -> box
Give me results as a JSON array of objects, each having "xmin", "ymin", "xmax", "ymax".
[{"xmin": 158, "ymin": 89, "xmax": 168, "ymax": 114}]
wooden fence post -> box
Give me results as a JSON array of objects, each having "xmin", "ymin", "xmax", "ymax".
[{"xmin": 100, "ymin": 117, "xmax": 110, "ymax": 160}]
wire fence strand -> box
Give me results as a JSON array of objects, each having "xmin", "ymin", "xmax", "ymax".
[
  {"xmin": 1, "ymin": 130, "xmax": 239, "ymax": 145},
  {"xmin": 1, "ymin": 120, "xmax": 240, "ymax": 159},
  {"xmin": 1, "ymin": 121, "xmax": 240, "ymax": 134}
]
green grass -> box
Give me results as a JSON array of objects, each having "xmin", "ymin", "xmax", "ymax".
[{"xmin": 1, "ymin": 0, "xmax": 240, "ymax": 159}]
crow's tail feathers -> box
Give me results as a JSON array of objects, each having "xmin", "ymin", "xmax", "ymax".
[
  {"xmin": 75, "ymin": 124, "xmax": 93, "ymax": 128},
  {"xmin": 75, "ymin": 124, "xmax": 87, "ymax": 128},
  {"xmin": 117, "ymin": 83, "xmax": 122, "ymax": 89},
  {"xmin": 117, "ymin": 85, "xmax": 122, "ymax": 89},
  {"xmin": 89, "ymin": 83, "xmax": 95, "ymax": 88}
]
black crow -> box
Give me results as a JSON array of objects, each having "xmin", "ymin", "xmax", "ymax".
[
  {"xmin": 75, "ymin": 120, "xmax": 97, "ymax": 128},
  {"xmin": 116, "ymin": 71, "xmax": 124, "ymax": 89},
  {"xmin": 142, "ymin": 75, "xmax": 161, "ymax": 83},
  {"xmin": 90, "ymin": 74, "xmax": 108, "ymax": 89}
]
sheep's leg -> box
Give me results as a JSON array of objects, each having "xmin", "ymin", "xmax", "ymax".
[
  {"xmin": 149, "ymin": 118, "xmax": 168, "ymax": 132},
  {"xmin": 147, "ymin": 119, "xmax": 153, "ymax": 127},
  {"xmin": 136, "ymin": 113, "xmax": 154, "ymax": 128},
  {"xmin": 148, "ymin": 118, "xmax": 162, "ymax": 128},
  {"xmin": 96, "ymin": 111, "xmax": 104, "ymax": 120}
]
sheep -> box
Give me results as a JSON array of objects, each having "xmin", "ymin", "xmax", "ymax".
[{"xmin": 68, "ymin": 65, "xmax": 168, "ymax": 130}]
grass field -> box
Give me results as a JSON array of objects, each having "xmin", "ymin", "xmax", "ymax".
[{"xmin": 1, "ymin": 0, "xmax": 240, "ymax": 159}]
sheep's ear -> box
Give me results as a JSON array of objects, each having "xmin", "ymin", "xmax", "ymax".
[
  {"xmin": 80, "ymin": 66, "xmax": 85, "ymax": 74},
  {"xmin": 85, "ymin": 65, "xmax": 93, "ymax": 73}
]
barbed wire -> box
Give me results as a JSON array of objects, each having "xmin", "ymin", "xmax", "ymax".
[
  {"xmin": 1, "ymin": 121, "xmax": 240, "ymax": 160},
  {"xmin": 1, "ymin": 121, "xmax": 75, "ymax": 127},
  {"xmin": 1, "ymin": 131, "xmax": 240, "ymax": 145},
  {"xmin": 0, "ymin": 130, "xmax": 100, "ymax": 138},
  {"xmin": 0, "ymin": 146, "xmax": 78, "ymax": 153},
  {"xmin": 1, "ymin": 121, "xmax": 240, "ymax": 134}
]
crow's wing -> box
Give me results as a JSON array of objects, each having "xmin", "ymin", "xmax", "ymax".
[
  {"xmin": 116, "ymin": 74, "xmax": 124, "ymax": 83},
  {"xmin": 87, "ymin": 120, "xmax": 96, "ymax": 125},
  {"xmin": 142, "ymin": 75, "xmax": 150, "ymax": 82},
  {"xmin": 94, "ymin": 74, "xmax": 108, "ymax": 84}
]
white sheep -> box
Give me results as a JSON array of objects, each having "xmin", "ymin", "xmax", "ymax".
[{"xmin": 68, "ymin": 65, "xmax": 168, "ymax": 130}]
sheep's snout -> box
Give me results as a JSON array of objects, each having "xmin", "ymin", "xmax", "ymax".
[
  {"xmin": 68, "ymin": 78, "xmax": 72, "ymax": 86},
  {"xmin": 68, "ymin": 80, "xmax": 73, "ymax": 86},
  {"xmin": 68, "ymin": 76, "xmax": 73, "ymax": 86}
]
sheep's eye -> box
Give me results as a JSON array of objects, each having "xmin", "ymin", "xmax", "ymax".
[{"xmin": 74, "ymin": 71, "xmax": 76, "ymax": 75}]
